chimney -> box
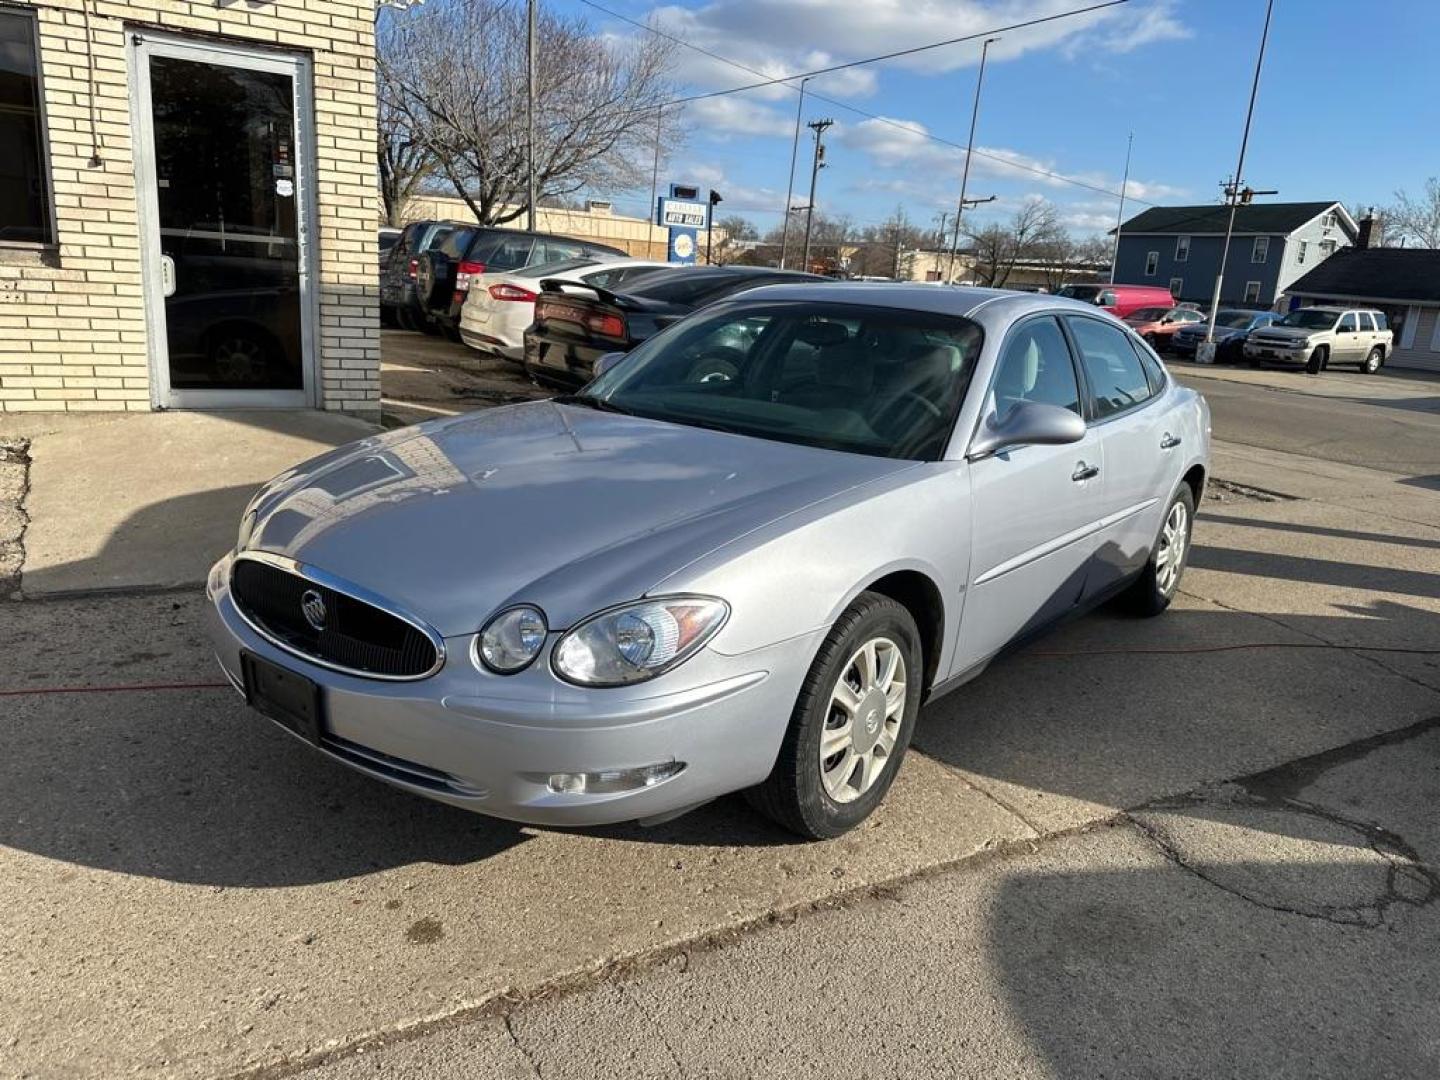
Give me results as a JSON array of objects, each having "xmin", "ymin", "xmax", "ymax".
[
  {"xmin": 585, "ymin": 199, "xmax": 613, "ymax": 216},
  {"xmin": 1356, "ymin": 207, "xmax": 1383, "ymax": 250}
]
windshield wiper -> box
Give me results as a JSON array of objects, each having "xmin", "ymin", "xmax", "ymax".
[{"xmin": 553, "ymin": 393, "xmax": 635, "ymax": 416}]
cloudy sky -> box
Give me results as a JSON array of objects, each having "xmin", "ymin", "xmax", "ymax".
[{"xmin": 555, "ymin": 0, "xmax": 1438, "ymax": 238}]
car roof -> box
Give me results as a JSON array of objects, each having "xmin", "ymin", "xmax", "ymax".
[{"xmin": 726, "ymin": 281, "xmax": 1101, "ymax": 320}]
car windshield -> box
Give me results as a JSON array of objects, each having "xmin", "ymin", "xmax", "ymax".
[
  {"xmin": 580, "ymin": 301, "xmax": 984, "ymax": 461},
  {"xmin": 1277, "ymin": 309, "xmax": 1339, "ymax": 329},
  {"xmin": 520, "ymin": 258, "xmax": 598, "ymax": 280},
  {"xmin": 1056, "ymin": 285, "xmax": 1102, "ymax": 301},
  {"xmin": 1128, "ymin": 307, "xmax": 1169, "ymax": 321},
  {"xmin": 1215, "ymin": 311, "xmax": 1257, "ymax": 329}
]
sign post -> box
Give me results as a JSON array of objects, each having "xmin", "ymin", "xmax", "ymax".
[{"xmin": 656, "ymin": 183, "xmax": 710, "ymax": 266}]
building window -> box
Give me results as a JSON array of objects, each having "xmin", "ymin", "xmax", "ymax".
[
  {"xmin": 1169, "ymin": 277, "xmax": 1183, "ymax": 298},
  {"xmin": 1251, "ymin": 236, "xmax": 1269, "ymax": 263},
  {"xmin": 1244, "ymin": 281, "xmax": 1262, "ymax": 304},
  {"xmin": 1174, "ymin": 235, "xmax": 1190, "ymax": 262},
  {"xmin": 1320, "ymin": 239, "xmax": 1337, "ymax": 259},
  {"xmin": 1322, "ymin": 211, "xmax": 1336, "ymax": 229},
  {"xmin": 1144, "ymin": 250, "xmax": 1158, "ymax": 276},
  {"xmin": 1297, "ymin": 240, "xmax": 1307, "ymax": 265},
  {"xmin": 0, "ymin": 9, "xmax": 52, "ymax": 245}
]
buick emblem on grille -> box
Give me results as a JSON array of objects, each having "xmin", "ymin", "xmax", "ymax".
[{"xmin": 300, "ymin": 589, "xmax": 328, "ymax": 632}]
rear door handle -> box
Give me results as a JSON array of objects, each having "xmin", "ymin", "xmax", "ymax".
[
  {"xmin": 1160, "ymin": 433, "xmax": 1182, "ymax": 450},
  {"xmin": 1072, "ymin": 462, "xmax": 1100, "ymax": 482}
]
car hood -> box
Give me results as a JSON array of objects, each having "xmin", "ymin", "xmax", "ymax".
[
  {"xmin": 245, "ymin": 402, "xmax": 917, "ymax": 636},
  {"xmin": 1250, "ymin": 326, "xmax": 1313, "ymax": 341}
]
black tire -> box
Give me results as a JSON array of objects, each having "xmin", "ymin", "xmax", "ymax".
[
  {"xmin": 1305, "ymin": 345, "xmax": 1328, "ymax": 375},
  {"xmin": 1119, "ymin": 483, "xmax": 1196, "ymax": 616},
  {"xmin": 746, "ymin": 592, "xmax": 923, "ymax": 839},
  {"xmin": 1360, "ymin": 347, "xmax": 1383, "ymax": 375}
]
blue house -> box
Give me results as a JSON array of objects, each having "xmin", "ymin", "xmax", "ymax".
[{"xmin": 1113, "ymin": 201, "xmax": 1358, "ymax": 309}]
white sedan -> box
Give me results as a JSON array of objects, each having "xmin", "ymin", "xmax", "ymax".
[{"xmin": 459, "ymin": 257, "xmax": 673, "ymax": 360}]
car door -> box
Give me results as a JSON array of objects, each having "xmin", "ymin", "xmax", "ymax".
[
  {"xmin": 1357, "ymin": 312, "xmax": 1380, "ymax": 357},
  {"xmin": 1062, "ymin": 315, "xmax": 1178, "ymax": 599},
  {"xmin": 1333, "ymin": 311, "xmax": 1362, "ymax": 362},
  {"xmin": 956, "ymin": 314, "xmax": 1106, "ymax": 669}
]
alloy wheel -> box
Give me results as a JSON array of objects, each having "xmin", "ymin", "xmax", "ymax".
[
  {"xmin": 819, "ymin": 637, "xmax": 906, "ymax": 804},
  {"xmin": 1155, "ymin": 500, "xmax": 1189, "ymax": 595}
]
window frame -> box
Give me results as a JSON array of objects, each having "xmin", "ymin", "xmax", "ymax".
[
  {"xmin": 0, "ymin": 5, "xmax": 57, "ymax": 250},
  {"xmin": 1251, "ymin": 236, "xmax": 1269, "ymax": 264},
  {"xmin": 1144, "ymin": 250, "xmax": 1159, "ymax": 277},
  {"xmin": 1174, "ymin": 235, "xmax": 1190, "ymax": 262},
  {"xmin": 1059, "ymin": 313, "xmax": 1158, "ymax": 426},
  {"xmin": 1244, "ymin": 281, "xmax": 1262, "ymax": 304}
]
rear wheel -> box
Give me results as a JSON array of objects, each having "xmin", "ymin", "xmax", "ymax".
[
  {"xmin": 1305, "ymin": 345, "xmax": 1328, "ymax": 375},
  {"xmin": 1360, "ymin": 347, "xmax": 1383, "ymax": 374},
  {"xmin": 1119, "ymin": 484, "xmax": 1195, "ymax": 616},
  {"xmin": 746, "ymin": 592, "xmax": 922, "ymax": 839}
]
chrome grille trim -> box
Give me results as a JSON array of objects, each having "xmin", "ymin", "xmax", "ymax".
[{"xmin": 229, "ymin": 551, "xmax": 447, "ymax": 681}]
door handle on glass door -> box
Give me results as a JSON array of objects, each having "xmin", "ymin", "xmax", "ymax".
[
  {"xmin": 1160, "ymin": 433, "xmax": 1182, "ymax": 450},
  {"xmin": 1072, "ymin": 462, "xmax": 1100, "ymax": 482}
]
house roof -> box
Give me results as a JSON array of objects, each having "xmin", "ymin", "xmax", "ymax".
[
  {"xmin": 1118, "ymin": 201, "xmax": 1348, "ymax": 237},
  {"xmin": 1287, "ymin": 247, "xmax": 1440, "ymax": 305}
]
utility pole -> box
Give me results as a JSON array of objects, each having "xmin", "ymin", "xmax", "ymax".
[
  {"xmin": 1109, "ymin": 132, "xmax": 1132, "ymax": 284},
  {"xmin": 893, "ymin": 221, "xmax": 904, "ymax": 279},
  {"xmin": 648, "ymin": 105, "xmax": 663, "ymax": 231},
  {"xmin": 525, "ymin": 0, "xmax": 537, "ymax": 232},
  {"xmin": 947, "ymin": 195, "xmax": 996, "ymax": 282},
  {"xmin": 947, "ymin": 36, "xmax": 999, "ymax": 282},
  {"xmin": 778, "ymin": 76, "xmax": 813, "ymax": 270},
  {"xmin": 1206, "ymin": 0, "xmax": 1274, "ymax": 348},
  {"xmin": 801, "ymin": 118, "xmax": 832, "ymax": 274}
]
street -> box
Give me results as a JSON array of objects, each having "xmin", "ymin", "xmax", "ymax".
[{"xmin": 3, "ymin": 350, "xmax": 1440, "ymax": 1078}]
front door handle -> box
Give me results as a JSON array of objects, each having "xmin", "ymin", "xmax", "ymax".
[
  {"xmin": 1160, "ymin": 432, "xmax": 1182, "ymax": 450},
  {"xmin": 1072, "ymin": 462, "xmax": 1100, "ymax": 482}
]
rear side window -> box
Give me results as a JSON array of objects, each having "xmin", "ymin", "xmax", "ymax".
[
  {"xmin": 1338, "ymin": 313, "xmax": 1359, "ymax": 332},
  {"xmin": 435, "ymin": 226, "xmax": 477, "ymax": 260},
  {"xmin": 1065, "ymin": 316, "xmax": 1153, "ymax": 419},
  {"xmin": 991, "ymin": 317, "xmax": 1082, "ymax": 421},
  {"xmin": 1127, "ymin": 334, "xmax": 1168, "ymax": 395},
  {"xmin": 1373, "ymin": 312, "xmax": 1389, "ymax": 331}
]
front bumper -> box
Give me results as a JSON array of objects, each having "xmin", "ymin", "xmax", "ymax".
[
  {"xmin": 1244, "ymin": 340, "xmax": 1309, "ymax": 362},
  {"xmin": 206, "ymin": 554, "xmax": 817, "ymax": 826}
]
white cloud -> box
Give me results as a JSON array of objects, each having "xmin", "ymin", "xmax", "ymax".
[{"xmin": 683, "ymin": 95, "xmax": 796, "ymax": 138}]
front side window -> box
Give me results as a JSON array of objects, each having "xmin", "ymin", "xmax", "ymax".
[
  {"xmin": 0, "ymin": 9, "xmax": 52, "ymax": 244},
  {"xmin": 1252, "ymin": 236, "xmax": 1269, "ymax": 263},
  {"xmin": 584, "ymin": 302, "xmax": 984, "ymax": 461},
  {"xmin": 1064, "ymin": 316, "xmax": 1153, "ymax": 420},
  {"xmin": 1144, "ymin": 251, "xmax": 1159, "ymax": 276},
  {"xmin": 991, "ymin": 317, "xmax": 1081, "ymax": 422}
]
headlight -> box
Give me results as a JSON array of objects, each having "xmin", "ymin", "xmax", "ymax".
[
  {"xmin": 552, "ymin": 596, "xmax": 728, "ymax": 687},
  {"xmin": 477, "ymin": 605, "xmax": 548, "ymax": 673},
  {"xmin": 236, "ymin": 508, "xmax": 258, "ymax": 551}
]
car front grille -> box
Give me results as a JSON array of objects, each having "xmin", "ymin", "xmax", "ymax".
[{"xmin": 231, "ymin": 556, "xmax": 442, "ymax": 680}]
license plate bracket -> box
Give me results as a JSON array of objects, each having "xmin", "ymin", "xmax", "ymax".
[{"xmin": 241, "ymin": 651, "xmax": 323, "ymax": 746}]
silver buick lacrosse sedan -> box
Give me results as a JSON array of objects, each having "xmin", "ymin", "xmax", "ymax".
[{"xmin": 208, "ymin": 284, "xmax": 1209, "ymax": 839}]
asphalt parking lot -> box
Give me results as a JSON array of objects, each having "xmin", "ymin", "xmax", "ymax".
[{"xmin": 3, "ymin": 335, "xmax": 1439, "ymax": 1078}]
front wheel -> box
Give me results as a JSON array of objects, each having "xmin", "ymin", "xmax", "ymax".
[
  {"xmin": 1360, "ymin": 347, "xmax": 1384, "ymax": 374},
  {"xmin": 746, "ymin": 592, "xmax": 922, "ymax": 839},
  {"xmin": 1119, "ymin": 484, "xmax": 1195, "ymax": 616},
  {"xmin": 1305, "ymin": 346, "xmax": 1328, "ymax": 375}
]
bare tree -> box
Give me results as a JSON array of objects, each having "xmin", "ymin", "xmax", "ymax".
[
  {"xmin": 966, "ymin": 200, "xmax": 1063, "ymax": 288},
  {"xmin": 376, "ymin": 18, "xmax": 431, "ymax": 226},
  {"xmin": 379, "ymin": 0, "xmax": 677, "ymax": 226},
  {"xmin": 1386, "ymin": 178, "xmax": 1440, "ymax": 248},
  {"xmin": 712, "ymin": 215, "xmax": 758, "ymax": 265}
]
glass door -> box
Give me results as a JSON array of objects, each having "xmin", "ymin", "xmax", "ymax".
[{"xmin": 132, "ymin": 36, "xmax": 314, "ymax": 408}]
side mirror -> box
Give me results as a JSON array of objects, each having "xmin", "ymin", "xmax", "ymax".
[
  {"xmin": 592, "ymin": 351, "xmax": 627, "ymax": 379},
  {"xmin": 968, "ymin": 401, "xmax": 1086, "ymax": 460}
]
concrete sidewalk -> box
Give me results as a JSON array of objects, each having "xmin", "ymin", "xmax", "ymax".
[{"xmin": 0, "ymin": 410, "xmax": 376, "ymax": 598}]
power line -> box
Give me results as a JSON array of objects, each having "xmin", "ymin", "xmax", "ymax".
[{"xmin": 574, "ymin": 0, "xmax": 1152, "ymax": 206}]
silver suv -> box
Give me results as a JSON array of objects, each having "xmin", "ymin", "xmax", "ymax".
[{"xmin": 1244, "ymin": 306, "xmax": 1393, "ymax": 374}]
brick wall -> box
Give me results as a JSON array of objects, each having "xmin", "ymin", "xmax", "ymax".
[{"xmin": 0, "ymin": 0, "xmax": 379, "ymax": 418}]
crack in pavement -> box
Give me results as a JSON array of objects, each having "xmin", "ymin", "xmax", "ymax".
[
  {"xmin": 618, "ymin": 981, "xmax": 689, "ymax": 1077},
  {"xmin": 503, "ymin": 1013, "xmax": 545, "ymax": 1079},
  {"xmin": 1129, "ymin": 715, "xmax": 1440, "ymax": 930}
]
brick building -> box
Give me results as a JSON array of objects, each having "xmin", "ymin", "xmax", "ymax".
[{"xmin": 0, "ymin": 0, "xmax": 380, "ymax": 418}]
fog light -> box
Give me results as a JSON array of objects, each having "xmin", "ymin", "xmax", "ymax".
[{"xmin": 546, "ymin": 762, "xmax": 685, "ymax": 795}]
